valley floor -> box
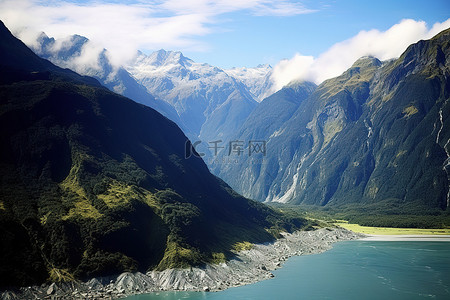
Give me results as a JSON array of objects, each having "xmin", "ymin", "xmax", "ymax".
[
  {"xmin": 336, "ymin": 223, "xmax": 450, "ymax": 235},
  {"xmin": 360, "ymin": 234, "xmax": 450, "ymax": 241},
  {"xmin": 1, "ymin": 228, "xmax": 361, "ymax": 299}
]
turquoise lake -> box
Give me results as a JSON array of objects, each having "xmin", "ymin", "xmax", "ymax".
[{"xmin": 124, "ymin": 241, "xmax": 450, "ymax": 300}]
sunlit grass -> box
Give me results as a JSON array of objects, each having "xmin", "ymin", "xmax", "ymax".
[
  {"xmin": 233, "ymin": 241, "xmax": 254, "ymax": 251},
  {"xmin": 403, "ymin": 105, "xmax": 418, "ymax": 117},
  {"xmin": 61, "ymin": 199, "xmax": 102, "ymax": 220},
  {"xmin": 211, "ymin": 252, "xmax": 226, "ymax": 264},
  {"xmin": 337, "ymin": 222, "xmax": 450, "ymax": 235},
  {"xmin": 157, "ymin": 239, "xmax": 202, "ymax": 270},
  {"xmin": 48, "ymin": 268, "xmax": 75, "ymax": 282}
]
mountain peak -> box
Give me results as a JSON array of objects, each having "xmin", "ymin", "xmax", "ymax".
[
  {"xmin": 224, "ymin": 64, "xmax": 274, "ymax": 101},
  {"xmin": 0, "ymin": 20, "xmax": 55, "ymax": 72},
  {"xmin": 351, "ymin": 56, "xmax": 382, "ymax": 69},
  {"xmin": 286, "ymin": 80, "xmax": 317, "ymax": 92},
  {"xmin": 69, "ymin": 34, "xmax": 89, "ymax": 47},
  {"xmin": 145, "ymin": 49, "xmax": 192, "ymax": 67},
  {"xmin": 35, "ymin": 33, "xmax": 90, "ymax": 61},
  {"xmin": 256, "ymin": 63, "xmax": 272, "ymax": 69}
]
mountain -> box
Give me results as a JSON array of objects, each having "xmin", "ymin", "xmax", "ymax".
[
  {"xmin": 31, "ymin": 33, "xmax": 182, "ymax": 128},
  {"xmin": 211, "ymin": 81, "xmax": 317, "ymax": 200},
  {"xmin": 0, "ymin": 21, "xmax": 306, "ymax": 288},
  {"xmin": 31, "ymin": 37, "xmax": 273, "ymax": 153},
  {"xmin": 127, "ymin": 50, "xmax": 259, "ymax": 143},
  {"xmin": 215, "ymin": 30, "xmax": 450, "ymax": 215},
  {"xmin": 225, "ymin": 64, "xmax": 274, "ymax": 101}
]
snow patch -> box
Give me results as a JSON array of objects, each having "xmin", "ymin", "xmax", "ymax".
[{"xmin": 225, "ymin": 64, "xmax": 274, "ymax": 101}]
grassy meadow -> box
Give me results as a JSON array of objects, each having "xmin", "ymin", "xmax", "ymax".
[{"xmin": 336, "ymin": 221, "xmax": 450, "ymax": 235}]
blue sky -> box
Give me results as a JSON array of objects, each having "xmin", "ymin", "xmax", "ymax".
[
  {"xmin": 186, "ymin": 0, "xmax": 450, "ymax": 68},
  {"xmin": 0, "ymin": 0, "xmax": 449, "ymax": 86}
]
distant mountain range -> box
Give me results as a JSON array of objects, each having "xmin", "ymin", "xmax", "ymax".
[
  {"xmin": 22, "ymin": 23, "xmax": 450, "ymax": 216},
  {"xmin": 214, "ymin": 30, "xmax": 450, "ymax": 215},
  {"xmin": 33, "ymin": 33, "xmax": 182, "ymax": 126},
  {"xmin": 127, "ymin": 49, "xmax": 260, "ymax": 145},
  {"xmin": 30, "ymin": 36, "xmax": 273, "ymax": 147},
  {"xmin": 0, "ymin": 21, "xmax": 304, "ymax": 288},
  {"xmin": 224, "ymin": 64, "xmax": 274, "ymax": 101}
]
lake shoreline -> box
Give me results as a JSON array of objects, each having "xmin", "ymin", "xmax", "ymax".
[{"xmin": 1, "ymin": 227, "xmax": 362, "ymax": 299}]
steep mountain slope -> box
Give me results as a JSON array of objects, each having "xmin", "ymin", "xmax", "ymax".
[
  {"xmin": 31, "ymin": 33, "xmax": 182, "ymax": 128},
  {"xmin": 225, "ymin": 64, "xmax": 274, "ymax": 101},
  {"xmin": 217, "ymin": 30, "xmax": 450, "ymax": 214},
  {"xmin": 127, "ymin": 50, "xmax": 258, "ymax": 142},
  {"xmin": 31, "ymin": 37, "xmax": 269, "ymax": 149},
  {"xmin": 211, "ymin": 81, "xmax": 317, "ymax": 200},
  {"xmin": 0, "ymin": 21, "xmax": 305, "ymax": 288}
]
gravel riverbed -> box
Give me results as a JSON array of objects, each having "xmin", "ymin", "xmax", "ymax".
[{"xmin": 1, "ymin": 227, "xmax": 363, "ymax": 300}]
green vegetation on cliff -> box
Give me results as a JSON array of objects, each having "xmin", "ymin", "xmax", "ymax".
[{"xmin": 0, "ymin": 21, "xmax": 308, "ymax": 288}]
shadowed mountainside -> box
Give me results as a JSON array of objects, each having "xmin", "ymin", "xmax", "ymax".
[{"xmin": 0, "ymin": 21, "xmax": 306, "ymax": 288}]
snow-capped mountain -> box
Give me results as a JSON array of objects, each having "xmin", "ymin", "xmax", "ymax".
[
  {"xmin": 127, "ymin": 49, "xmax": 259, "ymax": 143},
  {"xmin": 30, "ymin": 33, "xmax": 182, "ymax": 126},
  {"xmin": 225, "ymin": 64, "xmax": 274, "ymax": 101},
  {"xmin": 31, "ymin": 34, "xmax": 268, "ymax": 159}
]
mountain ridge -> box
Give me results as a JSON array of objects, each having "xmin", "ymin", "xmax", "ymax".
[
  {"xmin": 27, "ymin": 33, "xmax": 278, "ymax": 156},
  {"xmin": 30, "ymin": 32, "xmax": 185, "ymax": 130},
  {"xmin": 214, "ymin": 28, "xmax": 450, "ymax": 214},
  {"xmin": 127, "ymin": 49, "xmax": 260, "ymax": 144}
]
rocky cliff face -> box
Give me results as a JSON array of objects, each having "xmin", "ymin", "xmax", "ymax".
[
  {"xmin": 215, "ymin": 29, "xmax": 450, "ymax": 214},
  {"xmin": 211, "ymin": 81, "xmax": 317, "ymax": 201}
]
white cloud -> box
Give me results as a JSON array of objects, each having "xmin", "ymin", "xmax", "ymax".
[
  {"xmin": 251, "ymin": 1, "xmax": 316, "ymax": 16},
  {"xmin": 70, "ymin": 41, "xmax": 105, "ymax": 74},
  {"xmin": 271, "ymin": 18, "xmax": 450, "ymax": 91},
  {"xmin": 0, "ymin": 0, "xmax": 314, "ymax": 67},
  {"xmin": 159, "ymin": 0, "xmax": 314, "ymax": 16},
  {"xmin": 271, "ymin": 54, "xmax": 314, "ymax": 91}
]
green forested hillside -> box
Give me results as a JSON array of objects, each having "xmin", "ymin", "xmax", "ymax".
[{"xmin": 0, "ymin": 21, "xmax": 306, "ymax": 288}]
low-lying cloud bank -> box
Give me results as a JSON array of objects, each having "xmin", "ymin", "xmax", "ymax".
[{"xmin": 270, "ymin": 19, "xmax": 450, "ymax": 91}]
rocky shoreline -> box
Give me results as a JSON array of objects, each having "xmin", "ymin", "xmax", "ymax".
[{"xmin": 1, "ymin": 227, "xmax": 363, "ymax": 300}]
